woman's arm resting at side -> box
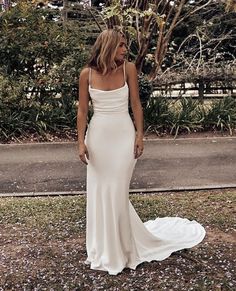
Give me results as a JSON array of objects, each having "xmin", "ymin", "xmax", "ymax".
[
  {"xmin": 126, "ymin": 62, "xmax": 144, "ymax": 159},
  {"xmin": 77, "ymin": 68, "xmax": 90, "ymax": 165}
]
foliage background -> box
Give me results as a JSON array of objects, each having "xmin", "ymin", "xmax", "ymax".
[
  {"xmin": 0, "ymin": 1, "xmax": 235, "ymax": 142},
  {"xmin": 0, "ymin": 3, "xmax": 90, "ymax": 141}
]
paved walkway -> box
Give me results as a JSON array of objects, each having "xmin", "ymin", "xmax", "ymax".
[{"xmin": 0, "ymin": 137, "xmax": 236, "ymax": 196}]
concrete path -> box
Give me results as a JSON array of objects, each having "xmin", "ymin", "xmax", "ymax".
[{"xmin": 0, "ymin": 137, "xmax": 236, "ymax": 196}]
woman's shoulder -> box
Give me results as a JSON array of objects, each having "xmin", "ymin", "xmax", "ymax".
[
  {"xmin": 79, "ymin": 66, "xmax": 90, "ymax": 83},
  {"xmin": 125, "ymin": 61, "xmax": 137, "ymax": 72},
  {"xmin": 125, "ymin": 61, "xmax": 137, "ymax": 79},
  {"xmin": 80, "ymin": 66, "xmax": 90, "ymax": 76}
]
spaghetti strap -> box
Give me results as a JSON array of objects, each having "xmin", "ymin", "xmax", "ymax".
[
  {"xmin": 123, "ymin": 61, "xmax": 126, "ymax": 84},
  {"xmin": 88, "ymin": 67, "xmax": 92, "ymax": 87}
]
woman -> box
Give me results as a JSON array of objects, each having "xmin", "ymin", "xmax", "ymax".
[{"xmin": 77, "ymin": 29, "xmax": 206, "ymax": 275}]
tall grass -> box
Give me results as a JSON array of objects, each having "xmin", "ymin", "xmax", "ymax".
[
  {"xmin": 144, "ymin": 96, "xmax": 236, "ymax": 137},
  {"xmin": 199, "ymin": 96, "xmax": 236, "ymax": 135},
  {"xmin": 170, "ymin": 97, "xmax": 203, "ymax": 138}
]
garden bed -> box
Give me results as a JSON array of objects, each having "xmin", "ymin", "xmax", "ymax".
[{"xmin": 1, "ymin": 128, "xmax": 235, "ymax": 144}]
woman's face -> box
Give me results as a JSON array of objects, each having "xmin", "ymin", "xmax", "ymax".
[{"xmin": 115, "ymin": 36, "xmax": 127, "ymax": 62}]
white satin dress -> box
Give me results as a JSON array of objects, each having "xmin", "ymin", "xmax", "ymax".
[{"xmin": 84, "ymin": 64, "xmax": 206, "ymax": 275}]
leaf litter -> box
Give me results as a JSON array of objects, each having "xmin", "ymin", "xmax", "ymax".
[{"xmin": 0, "ymin": 189, "xmax": 235, "ymax": 290}]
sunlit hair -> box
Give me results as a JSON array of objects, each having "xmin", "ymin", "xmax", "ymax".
[{"xmin": 87, "ymin": 29, "xmax": 125, "ymax": 75}]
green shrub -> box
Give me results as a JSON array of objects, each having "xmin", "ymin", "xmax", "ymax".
[
  {"xmin": 143, "ymin": 95, "xmax": 236, "ymax": 138},
  {"xmin": 144, "ymin": 97, "xmax": 173, "ymax": 134},
  {"xmin": 0, "ymin": 3, "xmax": 88, "ymax": 142},
  {"xmin": 199, "ymin": 96, "xmax": 236, "ymax": 135},
  {"xmin": 138, "ymin": 74, "xmax": 153, "ymax": 109},
  {"xmin": 0, "ymin": 75, "xmax": 79, "ymax": 141},
  {"xmin": 170, "ymin": 97, "xmax": 203, "ymax": 138}
]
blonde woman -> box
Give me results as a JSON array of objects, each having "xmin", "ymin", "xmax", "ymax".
[{"xmin": 77, "ymin": 29, "xmax": 206, "ymax": 275}]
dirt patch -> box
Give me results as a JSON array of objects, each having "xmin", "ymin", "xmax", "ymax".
[{"xmin": 206, "ymin": 227, "xmax": 236, "ymax": 244}]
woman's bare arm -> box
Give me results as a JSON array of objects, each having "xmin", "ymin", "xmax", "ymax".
[
  {"xmin": 77, "ymin": 68, "xmax": 90, "ymax": 164},
  {"xmin": 126, "ymin": 62, "xmax": 144, "ymax": 158}
]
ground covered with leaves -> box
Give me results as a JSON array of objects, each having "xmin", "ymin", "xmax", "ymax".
[{"xmin": 0, "ymin": 189, "xmax": 235, "ymax": 290}]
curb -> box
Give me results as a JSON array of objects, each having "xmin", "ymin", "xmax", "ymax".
[
  {"xmin": 1, "ymin": 184, "xmax": 235, "ymax": 198},
  {"xmin": 0, "ymin": 136, "xmax": 236, "ymax": 147}
]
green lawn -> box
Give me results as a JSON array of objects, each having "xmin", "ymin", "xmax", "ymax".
[{"xmin": 0, "ymin": 189, "xmax": 235, "ymax": 290}]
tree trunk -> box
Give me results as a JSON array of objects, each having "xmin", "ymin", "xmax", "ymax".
[
  {"xmin": 198, "ymin": 79, "xmax": 204, "ymax": 103},
  {"xmin": 148, "ymin": 0, "xmax": 186, "ymax": 80},
  {"xmin": 62, "ymin": 0, "xmax": 69, "ymax": 22}
]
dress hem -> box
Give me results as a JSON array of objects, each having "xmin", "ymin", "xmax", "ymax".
[{"xmin": 84, "ymin": 229, "xmax": 206, "ymax": 276}]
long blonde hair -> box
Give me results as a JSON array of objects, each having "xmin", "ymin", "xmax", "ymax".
[{"xmin": 87, "ymin": 29, "xmax": 125, "ymax": 75}]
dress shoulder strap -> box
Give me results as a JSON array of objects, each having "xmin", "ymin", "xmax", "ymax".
[
  {"xmin": 123, "ymin": 61, "xmax": 126, "ymax": 83},
  {"xmin": 88, "ymin": 67, "xmax": 92, "ymax": 87}
]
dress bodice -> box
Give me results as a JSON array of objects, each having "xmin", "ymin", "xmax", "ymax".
[
  {"xmin": 88, "ymin": 82, "xmax": 129, "ymax": 114},
  {"xmin": 88, "ymin": 62, "xmax": 129, "ymax": 114}
]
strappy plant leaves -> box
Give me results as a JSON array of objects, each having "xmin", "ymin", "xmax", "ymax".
[{"xmin": 143, "ymin": 96, "xmax": 236, "ymax": 138}]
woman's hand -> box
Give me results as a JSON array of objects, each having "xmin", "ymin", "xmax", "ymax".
[
  {"xmin": 78, "ymin": 143, "xmax": 90, "ymax": 165},
  {"xmin": 134, "ymin": 135, "xmax": 144, "ymax": 159}
]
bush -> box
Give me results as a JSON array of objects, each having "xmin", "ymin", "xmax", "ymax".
[
  {"xmin": 0, "ymin": 3, "xmax": 89, "ymax": 142},
  {"xmin": 0, "ymin": 74, "xmax": 80, "ymax": 141},
  {"xmin": 143, "ymin": 96, "xmax": 236, "ymax": 138},
  {"xmin": 144, "ymin": 97, "xmax": 173, "ymax": 134},
  {"xmin": 199, "ymin": 96, "xmax": 236, "ymax": 135},
  {"xmin": 170, "ymin": 97, "xmax": 203, "ymax": 138},
  {"xmin": 138, "ymin": 74, "xmax": 153, "ymax": 109}
]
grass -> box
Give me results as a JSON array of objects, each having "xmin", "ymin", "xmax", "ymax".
[{"xmin": 0, "ymin": 189, "xmax": 236, "ymax": 290}]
